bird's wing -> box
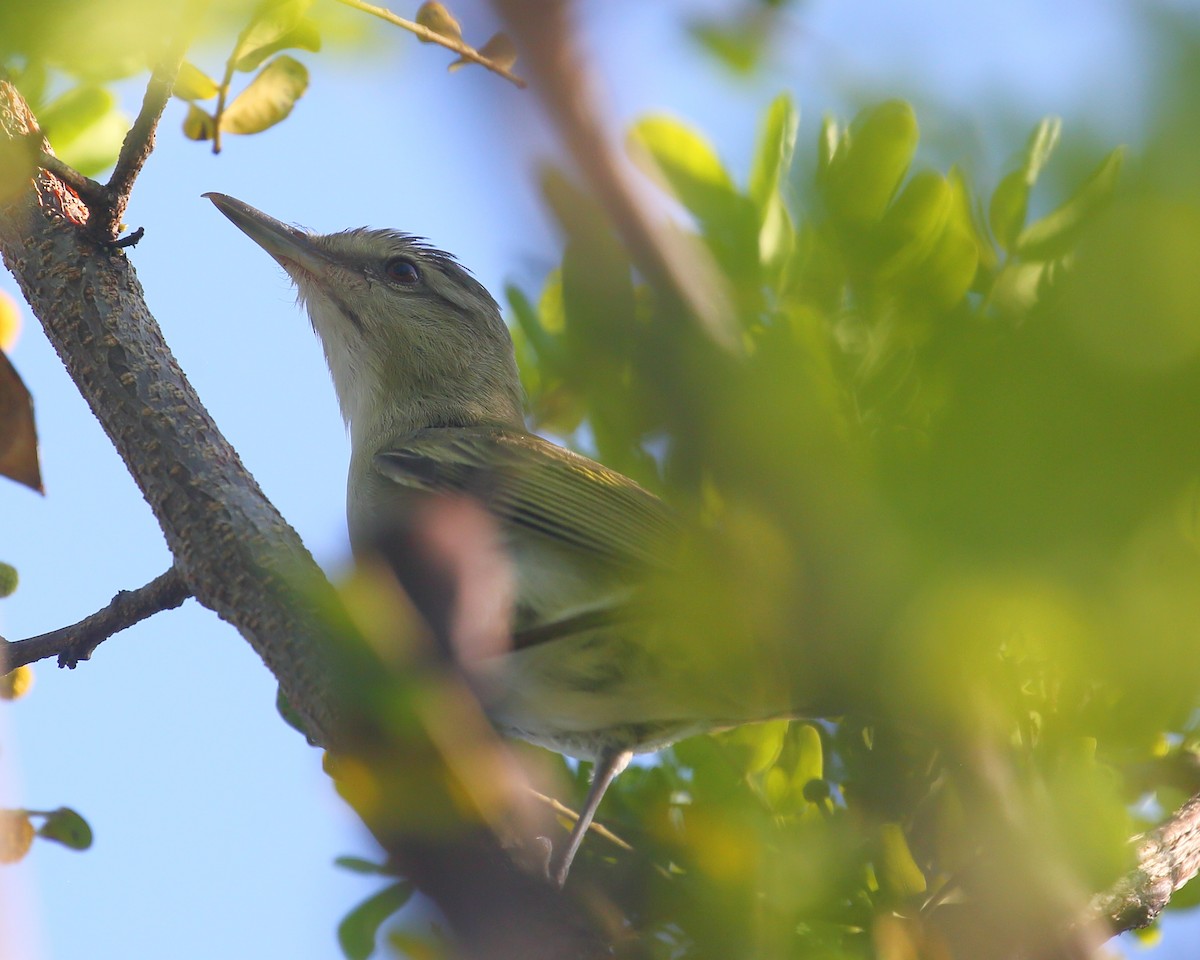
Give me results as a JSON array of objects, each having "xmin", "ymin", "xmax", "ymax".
[{"xmin": 373, "ymin": 426, "xmax": 676, "ymax": 572}]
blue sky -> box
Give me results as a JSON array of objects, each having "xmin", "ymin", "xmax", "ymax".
[{"xmin": 0, "ymin": 1, "xmax": 1185, "ymax": 957}]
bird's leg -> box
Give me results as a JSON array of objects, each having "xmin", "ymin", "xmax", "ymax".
[{"xmin": 550, "ymin": 747, "xmax": 632, "ymax": 888}]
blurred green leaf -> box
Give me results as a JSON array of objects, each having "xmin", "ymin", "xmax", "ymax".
[
  {"xmin": 232, "ymin": 0, "xmax": 315, "ymax": 71},
  {"xmin": 1015, "ymin": 146, "xmax": 1126, "ymax": 259},
  {"xmin": 749, "ymin": 93, "xmax": 798, "ymax": 213},
  {"xmin": 628, "ymin": 114, "xmax": 736, "ymax": 211},
  {"xmin": 183, "ymin": 104, "xmax": 216, "ymax": 141},
  {"xmin": 334, "ymin": 855, "xmax": 393, "ymax": 875},
  {"xmin": 174, "ymin": 61, "xmax": 220, "ymax": 102},
  {"xmin": 823, "ymin": 100, "xmax": 918, "ymax": 222},
  {"xmin": 220, "ymin": 55, "xmax": 309, "ymax": 135},
  {"xmin": 337, "ymin": 882, "xmax": 413, "ymax": 960}
]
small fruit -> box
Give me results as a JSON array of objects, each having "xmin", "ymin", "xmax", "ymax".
[
  {"xmin": 0, "ymin": 811, "xmax": 34, "ymax": 863},
  {"xmin": 0, "ymin": 562, "xmax": 17, "ymax": 598},
  {"xmin": 0, "ymin": 665, "xmax": 33, "ymax": 700}
]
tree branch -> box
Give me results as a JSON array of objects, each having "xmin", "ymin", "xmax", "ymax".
[
  {"xmin": 334, "ymin": 0, "xmax": 526, "ymax": 89},
  {"xmin": 1095, "ymin": 789, "xmax": 1200, "ymax": 934},
  {"xmin": 0, "ymin": 78, "xmax": 342, "ymax": 744},
  {"xmin": 1, "ymin": 569, "xmax": 191, "ymax": 670},
  {"xmin": 98, "ymin": 51, "xmax": 186, "ymax": 239},
  {"xmin": 488, "ymin": 0, "xmax": 737, "ymax": 350}
]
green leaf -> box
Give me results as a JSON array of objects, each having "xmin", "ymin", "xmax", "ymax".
[
  {"xmin": 337, "ymin": 882, "xmax": 414, "ymax": 960},
  {"xmin": 1015, "ymin": 146, "xmax": 1125, "ymax": 260},
  {"xmin": 628, "ymin": 114, "xmax": 736, "ymax": 213},
  {"xmin": 235, "ymin": 18, "xmax": 321, "ymax": 73},
  {"xmin": 232, "ymin": 0, "xmax": 314, "ymax": 72},
  {"xmin": 749, "ymin": 93, "xmax": 799, "ymax": 213},
  {"xmin": 722, "ymin": 719, "xmax": 790, "ymax": 776},
  {"xmin": 1022, "ymin": 116, "xmax": 1062, "ymax": 185},
  {"xmin": 220, "ymin": 55, "xmax": 309, "ymax": 135},
  {"xmin": 989, "ymin": 169, "xmax": 1029, "ymax": 251},
  {"xmin": 334, "ymin": 856, "xmax": 393, "ymax": 875},
  {"xmin": 877, "ymin": 823, "xmax": 926, "ymax": 898},
  {"xmin": 792, "ymin": 723, "xmax": 824, "ymax": 788},
  {"xmin": 183, "ymin": 104, "xmax": 216, "ymax": 142},
  {"xmin": 174, "ymin": 61, "xmax": 220, "ymax": 101},
  {"xmin": 823, "ymin": 100, "xmax": 919, "ymax": 223},
  {"xmin": 38, "ymin": 85, "xmax": 114, "ymax": 149},
  {"xmin": 0, "ymin": 562, "xmax": 17, "ymax": 598},
  {"xmin": 56, "ymin": 108, "xmax": 130, "ymax": 177},
  {"xmin": 877, "ymin": 170, "xmax": 953, "ymax": 277},
  {"xmin": 816, "ymin": 114, "xmax": 839, "ymax": 181},
  {"xmin": 988, "ymin": 118, "xmax": 1061, "ymax": 251},
  {"xmin": 36, "ymin": 807, "xmax": 92, "ymax": 851}
]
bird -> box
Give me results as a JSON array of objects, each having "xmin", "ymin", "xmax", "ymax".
[{"xmin": 204, "ymin": 193, "xmax": 790, "ymax": 885}]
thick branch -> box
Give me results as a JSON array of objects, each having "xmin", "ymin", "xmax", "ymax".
[
  {"xmin": 0, "ymin": 79, "xmax": 341, "ymax": 745},
  {"xmin": 1095, "ymin": 789, "xmax": 1200, "ymax": 934},
  {"xmin": 2, "ymin": 569, "xmax": 191, "ymax": 670}
]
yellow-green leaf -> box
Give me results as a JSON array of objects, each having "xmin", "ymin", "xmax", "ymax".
[
  {"xmin": 235, "ymin": 18, "xmax": 321, "ymax": 73},
  {"xmin": 1015, "ymin": 146, "xmax": 1125, "ymax": 260},
  {"xmin": 628, "ymin": 114, "xmax": 735, "ymax": 209},
  {"xmin": 877, "ymin": 822, "xmax": 926, "ymax": 898},
  {"xmin": 220, "ymin": 55, "xmax": 309, "ymax": 135},
  {"xmin": 749, "ymin": 93, "xmax": 798, "ymax": 214},
  {"xmin": 232, "ymin": 0, "xmax": 313, "ymax": 71},
  {"xmin": 824, "ymin": 100, "xmax": 918, "ymax": 223},
  {"xmin": 183, "ymin": 104, "xmax": 215, "ymax": 141},
  {"xmin": 174, "ymin": 61, "xmax": 220, "ymax": 101}
]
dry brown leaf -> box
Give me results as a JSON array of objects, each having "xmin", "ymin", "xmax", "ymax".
[{"xmin": 0, "ymin": 349, "xmax": 43, "ymax": 492}]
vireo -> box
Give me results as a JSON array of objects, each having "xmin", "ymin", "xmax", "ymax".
[{"xmin": 206, "ymin": 193, "xmax": 788, "ymax": 885}]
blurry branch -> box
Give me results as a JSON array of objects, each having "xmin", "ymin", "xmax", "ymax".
[
  {"xmin": 488, "ymin": 0, "xmax": 738, "ymax": 349},
  {"xmin": 36, "ymin": 49, "xmax": 186, "ymax": 242},
  {"xmin": 0, "ymin": 568, "xmax": 191, "ymax": 670},
  {"xmin": 333, "ymin": 0, "xmax": 527, "ymax": 88},
  {"xmin": 529, "ymin": 788, "xmax": 632, "ymax": 853},
  {"xmin": 0, "ymin": 78, "xmax": 341, "ymax": 744},
  {"xmin": 1094, "ymin": 788, "xmax": 1200, "ymax": 935}
]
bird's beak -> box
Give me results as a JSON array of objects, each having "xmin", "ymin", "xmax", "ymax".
[{"xmin": 203, "ymin": 193, "xmax": 331, "ymax": 278}]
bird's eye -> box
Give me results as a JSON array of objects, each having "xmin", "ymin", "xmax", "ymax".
[{"xmin": 384, "ymin": 258, "xmax": 421, "ymax": 285}]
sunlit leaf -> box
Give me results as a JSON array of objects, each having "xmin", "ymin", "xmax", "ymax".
[
  {"xmin": 877, "ymin": 823, "xmax": 926, "ymax": 898},
  {"xmin": 220, "ymin": 56, "xmax": 309, "ymax": 135},
  {"xmin": 232, "ymin": 0, "xmax": 314, "ymax": 71},
  {"xmin": 0, "ymin": 350, "xmax": 42, "ymax": 492},
  {"xmin": 0, "ymin": 290, "xmax": 19, "ymax": 352},
  {"xmin": 174, "ymin": 61, "xmax": 220, "ymax": 101},
  {"xmin": 235, "ymin": 18, "xmax": 322, "ymax": 73},
  {"xmin": 749, "ymin": 93, "xmax": 798, "ymax": 213},
  {"xmin": 183, "ymin": 104, "xmax": 215, "ymax": 141},
  {"xmin": 823, "ymin": 100, "xmax": 918, "ymax": 222},
  {"xmin": 628, "ymin": 114, "xmax": 736, "ymax": 210}
]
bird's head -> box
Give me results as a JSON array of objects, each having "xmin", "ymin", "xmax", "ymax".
[{"xmin": 205, "ymin": 193, "xmax": 525, "ymax": 449}]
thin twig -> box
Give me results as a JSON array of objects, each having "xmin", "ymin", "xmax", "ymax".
[
  {"xmin": 529, "ymin": 788, "xmax": 632, "ymax": 851},
  {"xmin": 333, "ymin": 0, "xmax": 527, "ymax": 88},
  {"xmin": 35, "ymin": 151, "xmax": 106, "ymax": 208},
  {"xmin": 99, "ymin": 49, "xmax": 187, "ymax": 237},
  {"xmin": 1, "ymin": 569, "xmax": 191, "ymax": 671}
]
